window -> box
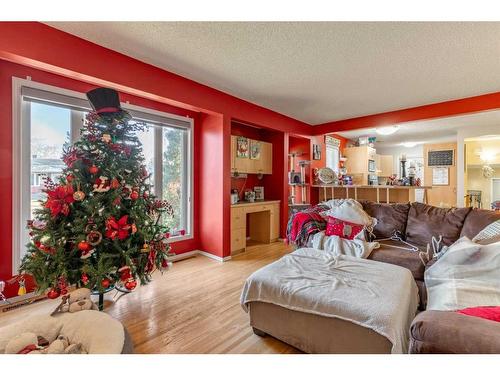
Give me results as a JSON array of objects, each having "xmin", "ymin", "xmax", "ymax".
[
  {"xmin": 13, "ymin": 78, "xmax": 193, "ymax": 271},
  {"xmin": 325, "ymin": 135, "xmax": 340, "ymax": 175}
]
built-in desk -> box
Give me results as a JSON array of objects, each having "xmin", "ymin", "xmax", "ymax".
[{"xmin": 230, "ymin": 200, "xmax": 280, "ymax": 254}]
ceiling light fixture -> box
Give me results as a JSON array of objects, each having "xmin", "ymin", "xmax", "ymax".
[
  {"xmin": 402, "ymin": 142, "xmax": 418, "ymax": 148},
  {"xmin": 375, "ymin": 125, "xmax": 400, "ymax": 136}
]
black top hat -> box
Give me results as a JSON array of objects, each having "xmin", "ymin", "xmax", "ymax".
[{"xmin": 86, "ymin": 87, "xmax": 123, "ymax": 114}]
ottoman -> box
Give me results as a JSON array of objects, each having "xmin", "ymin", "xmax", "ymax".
[{"xmin": 241, "ymin": 248, "xmax": 419, "ymax": 354}]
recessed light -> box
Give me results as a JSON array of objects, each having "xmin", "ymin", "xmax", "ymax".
[{"xmin": 375, "ymin": 126, "xmax": 399, "ymax": 135}]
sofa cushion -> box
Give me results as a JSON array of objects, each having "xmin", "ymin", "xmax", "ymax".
[
  {"xmin": 368, "ymin": 240, "xmax": 425, "ymax": 280},
  {"xmin": 460, "ymin": 208, "xmax": 500, "ymax": 240},
  {"xmin": 360, "ymin": 201, "xmax": 410, "ymax": 239},
  {"xmin": 409, "ymin": 310, "xmax": 500, "ymax": 354},
  {"xmin": 405, "ymin": 202, "xmax": 471, "ymax": 249}
]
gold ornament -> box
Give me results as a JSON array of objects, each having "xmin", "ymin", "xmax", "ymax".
[
  {"xmin": 141, "ymin": 243, "xmax": 149, "ymax": 253},
  {"xmin": 73, "ymin": 183, "xmax": 85, "ymax": 201},
  {"xmin": 102, "ymin": 134, "xmax": 112, "ymax": 143},
  {"xmin": 73, "ymin": 190, "xmax": 85, "ymax": 201}
]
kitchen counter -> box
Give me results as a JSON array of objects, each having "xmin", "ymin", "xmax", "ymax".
[{"xmin": 312, "ymin": 185, "xmax": 430, "ymax": 203}]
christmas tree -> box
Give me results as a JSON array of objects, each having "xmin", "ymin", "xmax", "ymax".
[{"xmin": 20, "ymin": 88, "xmax": 173, "ymax": 308}]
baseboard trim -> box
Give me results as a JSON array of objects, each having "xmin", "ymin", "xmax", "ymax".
[
  {"xmin": 168, "ymin": 250, "xmax": 199, "ymax": 262},
  {"xmin": 197, "ymin": 250, "xmax": 231, "ymax": 262},
  {"xmin": 169, "ymin": 249, "xmax": 231, "ymax": 263}
]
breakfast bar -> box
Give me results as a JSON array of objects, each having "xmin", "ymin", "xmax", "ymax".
[{"xmin": 312, "ymin": 185, "xmax": 432, "ymax": 204}]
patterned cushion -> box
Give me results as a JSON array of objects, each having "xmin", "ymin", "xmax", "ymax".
[
  {"xmin": 472, "ymin": 220, "xmax": 500, "ymax": 245},
  {"xmin": 325, "ymin": 216, "xmax": 364, "ymax": 240}
]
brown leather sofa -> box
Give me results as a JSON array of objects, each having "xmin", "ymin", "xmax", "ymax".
[
  {"xmin": 361, "ymin": 201, "xmax": 499, "ymax": 308},
  {"xmin": 360, "ymin": 201, "xmax": 500, "ymax": 353}
]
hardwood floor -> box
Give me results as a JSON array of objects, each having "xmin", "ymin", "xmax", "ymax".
[{"xmin": 0, "ymin": 242, "xmax": 300, "ymax": 354}]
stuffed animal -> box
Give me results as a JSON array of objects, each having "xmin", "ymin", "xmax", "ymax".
[{"xmin": 52, "ymin": 288, "xmax": 98, "ymax": 315}]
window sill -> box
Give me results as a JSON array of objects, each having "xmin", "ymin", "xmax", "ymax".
[{"xmin": 165, "ymin": 233, "xmax": 193, "ymax": 244}]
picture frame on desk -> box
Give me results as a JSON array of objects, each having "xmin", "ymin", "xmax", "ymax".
[{"xmin": 254, "ymin": 186, "xmax": 264, "ymax": 200}]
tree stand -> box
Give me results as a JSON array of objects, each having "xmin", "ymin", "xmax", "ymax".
[{"xmin": 98, "ymin": 292, "xmax": 104, "ymax": 311}]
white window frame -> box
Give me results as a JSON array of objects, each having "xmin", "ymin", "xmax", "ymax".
[
  {"xmin": 325, "ymin": 136, "xmax": 340, "ymax": 175},
  {"xmin": 12, "ymin": 77, "xmax": 194, "ymax": 273}
]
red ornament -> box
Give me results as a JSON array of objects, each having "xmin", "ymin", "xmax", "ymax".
[
  {"xmin": 60, "ymin": 288, "xmax": 68, "ymax": 295},
  {"xmin": 89, "ymin": 165, "xmax": 99, "ymax": 174},
  {"xmin": 101, "ymin": 278, "xmax": 111, "ymax": 289},
  {"xmin": 78, "ymin": 241, "xmax": 90, "ymax": 252},
  {"xmin": 119, "ymin": 266, "xmax": 131, "ymax": 281},
  {"xmin": 129, "ymin": 190, "xmax": 139, "ymax": 200},
  {"xmin": 66, "ymin": 174, "xmax": 74, "ymax": 183},
  {"xmin": 47, "ymin": 289, "xmax": 60, "ymax": 299},
  {"xmin": 125, "ymin": 279, "xmax": 137, "ymax": 290},
  {"xmin": 110, "ymin": 178, "xmax": 120, "ymax": 189},
  {"xmin": 81, "ymin": 273, "xmax": 89, "ymax": 285}
]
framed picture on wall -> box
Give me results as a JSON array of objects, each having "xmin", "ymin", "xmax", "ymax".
[
  {"xmin": 237, "ymin": 136, "xmax": 249, "ymax": 158},
  {"xmin": 432, "ymin": 167, "xmax": 449, "ymax": 185},
  {"xmin": 313, "ymin": 144, "xmax": 321, "ymax": 160},
  {"xmin": 254, "ymin": 186, "xmax": 264, "ymax": 200},
  {"xmin": 250, "ymin": 140, "xmax": 261, "ymax": 160}
]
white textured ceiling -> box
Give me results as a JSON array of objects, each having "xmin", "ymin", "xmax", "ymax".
[
  {"xmin": 335, "ymin": 109, "xmax": 500, "ymax": 147},
  {"xmin": 46, "ymin": 22, "xmax": 500, "ymax": 124}
]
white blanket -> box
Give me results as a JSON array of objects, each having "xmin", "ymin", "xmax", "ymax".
[
  {"xmin": 241, "ymin": 248, "xmax": 419, "ymax": 354},
  {"xmin": 425, "ymin": 236, "xmax": 500, "ymax": 311},
  {"xmin": 311, "ymin": 230, "xmax": 379, "ymax": 258}
]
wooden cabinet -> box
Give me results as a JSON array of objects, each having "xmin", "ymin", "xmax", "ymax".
[
  {"xmin": 344, "ymin": 145, "xmax": 377, "ymax": 184},
  {"xmin": 378, "ymin": 155, "xmax": 394, "ymax": 177},
  {"xmin": 230, "ymin": 201, "xmax": 280, "ymax": 254},
  {"xmin": 231, "ymin": 136, "xmax": 273, "ymax": 174},
  {"xmin": 256, "ymin": 141, "xmax": 273, "ymax": 174}
]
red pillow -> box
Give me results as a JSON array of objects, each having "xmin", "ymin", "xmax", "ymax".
[
  {"xmin": 325, "ymin": 216, "xmax": 364, "ymax": 240},
  {"xmin": 457, "ymin": 306, "xmax": 500, "ymax": 322}
]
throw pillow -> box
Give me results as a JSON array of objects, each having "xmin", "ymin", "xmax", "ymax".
[
  {"xmin": 325, "ymin": 216, "xmax": 364, "ymax": 240},
  {"xmin": 457, "ymin": 306, "xmax": 500, "ymax": 323},
  {"xmin": 472, "ymin": 219, "xmax": 500, "ymax": 245},
  {"xmin": 322, "ymin": 198, "xmax": 374, "ymax": 226}
]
